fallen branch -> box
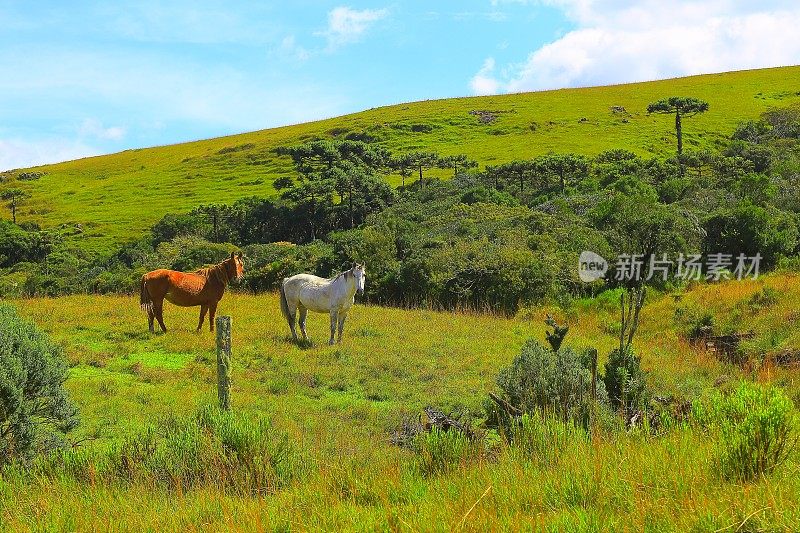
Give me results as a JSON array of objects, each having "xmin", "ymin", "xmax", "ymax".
[
  {"xmin": 488, "ymin": 392, "xmax": 522, "ymax": 417},
  {"xmin": 423, "ymin": 406, "xmax": 475, "ymax": 440}
]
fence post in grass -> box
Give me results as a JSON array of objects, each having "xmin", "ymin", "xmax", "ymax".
[
  {"xmin": 588, "ymin": 347, "xmax": 598, "ymax": 432},
  {"xmin": 216, "ymin": 315, "xmax": 232, "ymax": 410}
]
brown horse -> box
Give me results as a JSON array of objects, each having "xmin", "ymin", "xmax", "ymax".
[{"xmin": 140, "ymin": 251, "xmax": 244, "ymax": 333}]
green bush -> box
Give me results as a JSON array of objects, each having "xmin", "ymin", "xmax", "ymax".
[
  {"xmin": 694, "ymin": 382, "xmax": 797, "ymax": 481},
  {"xmin": 746, "ymin": 286, "xmax": 778, "ymax": 311},
  {"xmin": 0, "ymin": 304, "xmax": 78, "ymax": 464},
  {"xmin": 241, "ymin": 241, "xmax": 334, "ymax": 293},
  {"xmin": 603, "ymin": 347, "xmax": 647, "ymax": 413},
  {"xmin": 115, "ymin": 406, "xmax": 303, "ymax": 494},
  {"xmin": 156, "ymin": 235, "xmax": 237, "ymax": 272},
  {"xmin": 493, "ymin": 340, "xmax": 606, "ymax": 428}
]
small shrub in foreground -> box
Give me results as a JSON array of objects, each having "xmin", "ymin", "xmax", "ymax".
[
  {"xmin": 694, "ymin": 381, "xmax": 797, "ymax": 481},
  {"xmin": 0, "ymin": 304, "xmax": 78, "ymax": 465},
  {"xmin": 22, "ymin": 406, "xmax": 306, "ymax": 495}
]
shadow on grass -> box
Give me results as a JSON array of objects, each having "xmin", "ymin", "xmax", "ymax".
[{"xmin": 272, "ymin": 334, "xmax": 315, "ymax": 350}]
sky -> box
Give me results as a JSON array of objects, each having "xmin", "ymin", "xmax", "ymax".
[{"xmin": 2, "ymin": 0, "xmax": 800, "ymax": 171}]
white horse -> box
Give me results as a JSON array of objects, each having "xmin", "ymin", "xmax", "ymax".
[{"xmin": 279, "ymin": 264, "xmax": 366, "ymax": 345}]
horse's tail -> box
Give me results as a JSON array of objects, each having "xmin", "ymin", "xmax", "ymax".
[
  {"xmin": 279, "ymin": 278, "xmax": 292, "ymax": 324},
  {"xmin": 140, "ymin": 275, "xmax": 153, "ymax": 314}
]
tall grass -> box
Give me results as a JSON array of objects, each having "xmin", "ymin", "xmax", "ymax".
[{"xmin": 12, "ymin": 406, "xmax": 307, "ymax": 496}]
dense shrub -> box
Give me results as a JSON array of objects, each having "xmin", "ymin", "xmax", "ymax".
[
  {"xmin": 0, "ymin": 221, "xmax": 52, "ymax": 267},
  {"xmin": 694, "ymin": 382, "xmax": 797, "ymax": 481},
  {"xmin": 240, "ymin": 241, "xmax": 334, "ymax": 293},
  {"xmin": 703, "ymin": 202, "xmax": 798, "ymax": 269},
  {"xmin": 493, "ymin": 340, "xmax": 606, "ymax": 427},
  {"xmin": 3, "ymin": 109, "xmax": 800, "ymax": 306},
  {"xmin": 603, "ymin": 347, "xmax": 648, "ymax": 413},
  {"xmin": 156, "ymin": 235, "xmax": 237, "ymax": 271},
  {"xmin": 0, "ymin": 304, "xmax": 78, "ymax": 464}
]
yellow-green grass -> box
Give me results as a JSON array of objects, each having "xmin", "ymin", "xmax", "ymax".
[
  {"xmin": 2, "ymin": 273, "xmax": 799, "ymax": 531},
  {"xmin": 7, "ymin": 66, "xmax": 800, "ymax": 255}
]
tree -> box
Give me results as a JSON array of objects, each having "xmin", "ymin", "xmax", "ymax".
[
  {"xmin": 277, "ymin": 139, "xmax": 393, "ymax": 238},
  {"xmin": 406, "ymin": 151, "xmax": 440, "ymax": 188},
  {"xmin": 195, "ymin": 204, "xmax": 224, "ymax": 243},
  {"xmin": 388, "ymin": 154, "xmax": 414, "ymax": 187},
  {"xmin": 0, "ymin": 304, "xmax": 78, "ymax": 464},
  {"xmin": 483, "ymin": 160, "xmax": 537, "ymax": 195},
  {"xmin": 1, "ymin": 188, "xmax": 30, "ymax": 224},
  {"xmin": 439, "ymin": 154, "xmax": 477, "ymax": 177},
  {"xmin": 589, "ymin": 193, "xmax": 701, "ymax": 283},
  {"xmin": 679, "ymin": 149, "xmax": 714, "ymax": 179},
  {"xmin": 538, "ymin": 154, "xmax": 590, "ymax": 194},
  {"xmin": 647, "ymin": 97, "xmax": 709, "ymax": 156},
  {"xmin": 281, "ymin": 179, "xmax": 333, "ymax": 242}
]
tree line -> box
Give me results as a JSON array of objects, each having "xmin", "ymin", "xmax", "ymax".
[{"xmin": 0, "ymin": 98, "xmax": 798, "ymax": 314}]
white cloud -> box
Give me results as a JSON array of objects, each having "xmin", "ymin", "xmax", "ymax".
[
  {"xmin": 78, "ymin": 118, "xmax": 127, "ymax": 141},
  {"xmin": 470, "ymin": 58, "xmax": 501, "ymax": 95},
  {"xmin": 472, "ymin": 1, "xmax": 800, "ymax": 93},
  {"xmin": 320, "ymin": 6, "xmax": 388, "ymax": 49},
  {"xmin": 0, "ymin": 138, "xmax": 101, "ymax": 171},
  {"xmin": 278, "ymin": 35, "xmax": 311, "ymax": 62}
]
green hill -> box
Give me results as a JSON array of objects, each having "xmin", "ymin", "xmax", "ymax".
[{"xmin": 6, "ymin": 65, "xmax": 800, "ymax": 253}]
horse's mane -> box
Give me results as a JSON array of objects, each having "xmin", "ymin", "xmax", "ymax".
[
  {"xmin": 325, "ymin": 269, "xmax": 352, "ymax": 283},
  {"xmin": 195, "ymin": 259, "xmax": 231, "ymax": 284}
]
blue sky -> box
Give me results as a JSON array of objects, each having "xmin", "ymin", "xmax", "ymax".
[{"xmin": 2, "ymin": 0, "xmax": 799, "ymax": 170}]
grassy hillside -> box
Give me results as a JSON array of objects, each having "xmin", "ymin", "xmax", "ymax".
[
  {"xmin": 5, "ymin": 65, "xmax": 800, "ymax": 254},
  {"xmin": 2, "ymin": 273, "xmax": 800, "ymax": 530}
]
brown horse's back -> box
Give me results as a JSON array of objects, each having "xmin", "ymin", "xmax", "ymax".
[{"xmin": 142, "ymin": 269, "xmax": 215, "ymax": 307}]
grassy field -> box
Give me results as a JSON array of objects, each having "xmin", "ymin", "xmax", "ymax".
[
  {"xmin": 1, "ymin": 273, "xmax": 799, "ymax": 531},
  {"xmin": 4, "ymin": 65, "xmax": 800, "ymax": 254}
]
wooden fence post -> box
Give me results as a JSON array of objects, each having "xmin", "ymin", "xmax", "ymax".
[
  {"xmin": 588, "ymin": 347, "xmax": 598, "ymax": 433},
  {"xmin": 216, "ymin": 316, "xmax": 232, "ymax": 410}
]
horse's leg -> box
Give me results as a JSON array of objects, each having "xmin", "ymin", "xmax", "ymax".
[
  {"xmin": 148, "ymin": 308, "xmax": 155, "ymax": 333},
  {"xmin": 329, "ymin": 310, "xmax": 338, "ymax": 346},
  {"xmin": 208, "ymin": 301, "xmax": 218, "ymax": 332},
  {"xmin": 286, "ymin": 298, "xmax": 298, "ymax": 341},
  {"xmin": 197, "ymin": 304, "xmax": 208, "ymax": 332},
  {"xmin": 298, "ymin": 305, "xmax": 309, "ymax": 342},
  {"xmin": 153, "ymin": 299, "xmax": 167, "ymax": 333},
  {"xmin": 337, "ymin": 312, "xmax": 348, "ymax": 344}
]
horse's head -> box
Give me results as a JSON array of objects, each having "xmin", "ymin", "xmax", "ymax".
[
  {"xmin": 227, "ymin": 251, "xmax": 244, "ymax": 281},
  {"xmin": 352, "ymin": 263, "xmax": 366, "ymax": 296}
]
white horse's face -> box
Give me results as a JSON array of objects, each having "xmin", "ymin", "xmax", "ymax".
[{"xmin": 354, "ymin": 264, "xmax": 366, "ymax": 295}]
